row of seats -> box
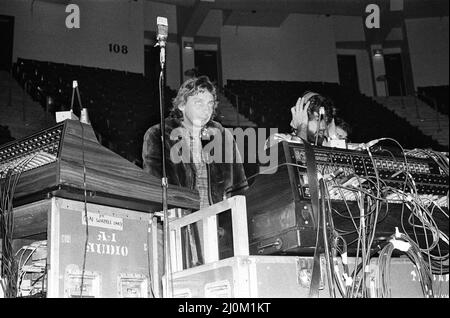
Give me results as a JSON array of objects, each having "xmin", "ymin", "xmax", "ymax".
[
  {"xmin": 11, "ymin": 59, "xmax": 446, "ymax": 165},
  {"xmin": 417, "ymin": 85, "xmax": 449, "ymax": 115},
  {"xmin": 12, "ymin": 58, "xmax": 176, "ymax": 164},
  {"xmin": 225, "ymin": 80, "xmax": 445, "ymax": 151}
]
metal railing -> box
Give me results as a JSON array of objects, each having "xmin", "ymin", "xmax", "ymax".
[{"xmin": 415, "ymin": 91, "xmax": 442, "ymax": 131}]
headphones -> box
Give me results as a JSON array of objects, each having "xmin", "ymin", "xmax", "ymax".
[
  {"xmin": 302, "ymin": 91, "xmax": 325, "ymax": 115},
  {"xmin": 302, "ymin": 91, "xmax": 319, "ymax": 104}
]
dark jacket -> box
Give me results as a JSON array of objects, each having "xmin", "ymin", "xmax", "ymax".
[{"xmin": 142, "ymin": 115, "xmax": 248, "ymax": 205}]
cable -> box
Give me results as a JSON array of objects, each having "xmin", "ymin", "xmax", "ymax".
[
  {"xmin": 158, "ymin": 65, "xmax": 173, "ymax": 298},
  {"xmin": 377, "ymin": 229, "xmax": 434, "ymax": 298},
  {"xmin": 319, "ymin": 178, "xmax": 336, "ymax": 298},
  {"xmin": 79, "ymin": 121, "xmax": 89, "ymax": 298},
  {"xmin": 146, "ymin": 220, "xmax": 156, "ymax": 298},
  {"xmin": 0, "ymin": 154, "xmax": 36, "ymax": 297},
  {"xmin": 15, "ymin": 241, "xmax": 47, "ymax": 297},
  {"xmin": 314, "ymin": 107, "xmax": 325, "ymax": 146}
]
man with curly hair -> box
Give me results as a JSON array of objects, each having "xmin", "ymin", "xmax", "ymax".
[
  {"xmin": 143, "ymin": 76, "xmax": 247, "ymax": 207},
  {"xmin": 266, "ymin": 91, "xmax": 350, "ymax": 149},
  {"xmin": 142, "ymin": 76, "xmax": 248, "ymax": 275}
]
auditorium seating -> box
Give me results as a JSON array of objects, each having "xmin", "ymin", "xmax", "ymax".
[
  {"xmin": 225, "ymin": 80, "xmax": 445, "ymax": 151},
  {"xmin": 11, "ymin": 58, "xmax": 175, "ymax": 165},
  {"xmin": 9, "ymin": 59, "xmax": 447, "ymax": 166}
]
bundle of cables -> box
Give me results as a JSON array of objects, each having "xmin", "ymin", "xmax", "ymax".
[
  {"xmin": 383, "ymin": 185, "xmax": 449, "ymax": 275},
  {"xmin": 318, "ymin": 175, "xmax": 383, "ymax": 298},
  {"xmin": 320, "ymin": 138, "xmax": 448, "ymax": 298},
  {"xmin": 381, "ymin": 148, "xmax": 449, "ymax": 277},
  {"xmin": 321, "ymin": 169, "xmax": 388, "ymax": 297},
  {"xmin": 377, "ymin": 228, "xmax": 434, "ymax": 298},
  {"xmin": 15, "ymin": 240, "xmax": 47, "ymax": 297},
  {"xmin": 1, "ymin": 155, "xmax": 36, "ymax": 298}
]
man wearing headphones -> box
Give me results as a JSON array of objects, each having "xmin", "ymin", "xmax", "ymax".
[
  {"xmin": 290, "ymin": 92, "xmax": 335, "ymax": 145},
  {"xmin": 265, "ymin": 91, "xmax": 350, "ymax": 149}
]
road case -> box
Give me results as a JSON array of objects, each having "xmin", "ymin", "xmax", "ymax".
[
  {"xmin": 167, "ymin": 255, "xmax": 330, "ymax": 298},
  {"xmin": 167, "ymin": 255, "xmax": 449, "ymax": 298},
  {"xmin": 11, "ymin": 197, "xmax": 154, "ymax": 298}
]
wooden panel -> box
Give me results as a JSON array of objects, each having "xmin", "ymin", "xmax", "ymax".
[
  {"xmin": 1, "ymin": 120, "xmax": 199, "ymax": 210},
  {"xmin": 58, "ymin": 120, "xmax": 199, "ymax": 210},
  {"xmin": 8, "ymin": 163, "xmax": 58, "ymax": 199},
  {"xmin": 12, "ymin": 199, "xmax": 50, "ymax": 238}
]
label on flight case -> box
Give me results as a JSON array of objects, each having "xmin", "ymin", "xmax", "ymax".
[{"xmin": 81, "ymin": 212, "xmax": 124, "ymax": 231}]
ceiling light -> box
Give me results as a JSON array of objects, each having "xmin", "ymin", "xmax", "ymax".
[
  {"xmin": 373, "ymin": 49, "xmax": 383, "ymax": 58},
  {"xmin": 184, "ymin": 41, "xmax": 194, "ymax": 50}
]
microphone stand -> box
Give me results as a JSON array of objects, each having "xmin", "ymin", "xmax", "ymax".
[{"xmin": 157, "ymin": 41, "xmax": 173, "ymax": 298}]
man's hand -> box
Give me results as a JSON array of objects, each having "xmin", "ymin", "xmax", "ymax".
[
  {"xmin": 290, "ymin": 96, "xmax": 310, "ymax": 129},
  {"xmin": 290, "ymin": 96, "xmax": 310, "ymax": 139}
]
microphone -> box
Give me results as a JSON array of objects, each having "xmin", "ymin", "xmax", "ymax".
[
  {"xmin": 156, "ymin": 16, "xmax": 168, "ymax": 45},
  {"xmin": 319, "ymin": 107, "xmax": 325, "ymax": 116},
  {"xmin": 156, "ymin": 16, "xmax": 168, "ymax": 67},
  {"xmin": 315, "ymin": 106, "xmax": 326, "ymax": 145},
  {"xmin": 156, "ymin": 16, "xmax": 171, "ymax": 297}
]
